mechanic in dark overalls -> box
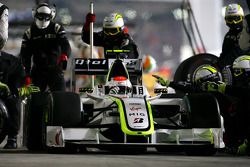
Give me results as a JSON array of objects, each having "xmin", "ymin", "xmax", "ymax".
[
  {"xmin": 202, "ymin": 55, "xmax": 250, "ymax": 155},
  {"xmin": 218, "ymin": 3, "xmax": 244, "ymax": 70},
  {"xmin": 20, "ymin": 3, "xmax": 71, "ymax": 92},
  {"xmin": 81, "ymin": 12, "xmax": 139, "ymax": 59},
  {"xmin": 0, "ymin": 3, "xmax": 26, "ymax": 149}
]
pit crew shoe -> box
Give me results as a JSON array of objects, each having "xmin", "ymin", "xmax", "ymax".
[
  {"xmin": 3, "ymin": 138, "xmax": 17, "ymax": 149},
  {"xmin": 234, "ymin": 139, "xmax": 250, "ymax": 156}
]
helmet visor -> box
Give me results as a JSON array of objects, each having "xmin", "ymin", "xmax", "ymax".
[
  {"xmin": 233, "ymin": 68, "xmax": 250, "ymax": 77},
  {"xmin": 36, "ymin": 13, "xmax": 51, "ymax": 21},
  {"xmin": 103, "ymin": 27, "xmax": 122, "ymax": 36},
  {"xmin": 233, "ymin": 68, "xmax": 244, "ymax": 77},
  {"xmin": 225, "ymin": 15, "xmax": 243, "ymax": 24}
]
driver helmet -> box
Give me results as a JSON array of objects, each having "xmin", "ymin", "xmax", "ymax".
[
  {"xmin": 143, "ymin": 54, "xmax": 157, "ymax": 73},
  {"xmin": 193, "ymin": 65, "xmax": 222, "ymax": 84},
  {"xmin": 232, "ymin": 55, "xmax": 250, "ymax": 86},
  {"xmin": 108, "ymin": 76, "xmax": 132, "ymax": 95},
  {"xmin": 103, "ymin": 13, "xmax": 124, "ymax": 37},
  {"xmin": 33, "ymin": 3, "xmax": 53, "ymax": 29},
  {"xmin": 224, "ymin": 3, "xmax": 244, "ymax": 30}
]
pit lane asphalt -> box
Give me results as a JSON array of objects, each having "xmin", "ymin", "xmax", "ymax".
[{"xmin": 0, "ymin": 148, "xmax": 250, "ymax": 167}]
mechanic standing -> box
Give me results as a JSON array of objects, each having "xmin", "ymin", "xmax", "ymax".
[
  {"xmin": 20, "ymin": 3, "xmax": 71, "ymax": 92},
  {"xmin": 81, "ymin": 12, "xmax": 139, "ymax": 59},
  {"xmin": 218, "ymin": 3, "xmax": 244, "ymax": 70},
  {"xmin": 0, "ymin": 3, "xmax": 26, "ymax": 149}
]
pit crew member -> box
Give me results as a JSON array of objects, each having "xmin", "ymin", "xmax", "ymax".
[
  {"xmin": 0, "ymin": 3, "xmax": 39, "ymax": 149},
  {"xmin": 81, "ymin": 12, "xmax": 139, "ymax": 59},
  {"xmin": 20, "ymin": 3, "xmax": 71, "ymax": 92},
  {"xmin": 218, "ymin": 3, "xmax": 244, "ymax": 70}
]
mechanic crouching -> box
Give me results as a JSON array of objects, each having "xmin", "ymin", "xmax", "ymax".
[
  {"xmin": 201, "ymin": 55, "xmax": 250, "ymax": 156},
  {"xmin": 20, "ymin": 3, "xmax": 71, "ymax": 92}
]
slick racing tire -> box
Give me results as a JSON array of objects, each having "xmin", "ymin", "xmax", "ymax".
[
  {"xmin": 184, "ymin": 93, "xmax": 220, "ymax": 156},
  {"xmin": 46, "ymin": 91, "xmax": 82, "ymax": 153},
  {"xmin": 26, "ymin": 92, "xmax": 50, "ymax": 151},
  {"xmin": 0, "ymin": 100, "xmax": 8, "ymax": 144},
  {"xmin": 48, "ymin": 91, "xmax": 81, "ymax": 127},
  {"xmin": 174, "ymin": 53, "xmax": 219, "ymax": 93},
  {"xmin": 184, "ymin": 93, "xmax": 221, "ymax": 128}
]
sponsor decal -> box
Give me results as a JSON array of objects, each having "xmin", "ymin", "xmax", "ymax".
[
  {"xmin": 133, "ymin": 118, "xmax": 144, "ymax": 123},
  {"xmin": 75, "ymin": 59, "xmax": 108, "ymax": 71},
  {"xmin": 130, "ymin": 106, "xmax": 142, "ymax": 112},
  {"xmin": 75, "ymin": 59, "xmax": 107, "ymax": 66},
  {"xmin": 129, "ymin": 113, "xmax": 145, "ymax": 116}
]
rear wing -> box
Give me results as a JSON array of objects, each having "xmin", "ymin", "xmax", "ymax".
[
  {"xmin": 74, "ymin": 58, "xmax": 142, "ymax": 76},
  {"xmin": 70, "ymin": 58, "xmax": 142, "ymax": 91}
]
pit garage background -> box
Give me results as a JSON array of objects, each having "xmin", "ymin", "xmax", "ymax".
[{"xmin": 2, "ymin": 0, "xmax": 249, "ymax": 94}]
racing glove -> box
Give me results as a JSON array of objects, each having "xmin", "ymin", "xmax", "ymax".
[
  {"xmin": 83, "ymin": 13, "xmax": 96, "ymax": 31},
  {"xmin": 57, "ymin": 54, "xmax": 68, "ymax": 70},
  {"xmin": 201, "ymin": 81, "xmax": 226, "ymax": 94},
  {"xmin": 0, "ymin": 82, "xmax": 10, "ymax": 97},
  {"xmin": 18, "ymin": 84, "xmax": 40, "ymax": 97},
  {"xmin": 25, "ymin": 75, "xmax": 31, "ymax": 86},
  {"xmin": 152, "ymin": 74, "xmax": 170, "ymax": 87}
]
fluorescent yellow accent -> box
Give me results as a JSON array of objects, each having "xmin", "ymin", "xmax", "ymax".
[
  {"xmin": 104, "ymin": 27, "xmax": 121, "ymax": 35},
  {"xmin": 110, "ymin": 97, "xmax": 154, "ymax": 135},
  {"xmin": 225, "ymin": 15, "xmax": 243, "ymax": 24},
  {"xmin": 106, "ymin": 61, "xmax": 114, "ymax": 82},
  {"xmin": 115, "ymin": 14, "xmax": 122, "ymax": 21},
  {"xmin": 238, "ymin": 56, "xmax": 250, "ymax": 61},
  {"xmin": 198, "ymin": 129, "xmax": 214, "ymax": 144},
  {"xmin": 233, "ymin": 68, "xmax": 243, "ymax": 77},
  {"xmin": 202, "ymin": 66, "xmax": 217, "ymax": 73},
  {"xmin": 106, "ymin": 49, "xmax": 130, "ymax": 53}
]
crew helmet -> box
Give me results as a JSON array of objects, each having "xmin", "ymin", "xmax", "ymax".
[
  {"xmin": 232, "ymin": 55, "xmax": 250, "ymax": 77},
  {"xmin": 103, "ymin": 13, "xmax": 124, "ymax": 36},
  {"xmin": 225, "ymin": 4, "xmax": 244, "ymax": 27},
  {"xmin": 33, "ymin": 3, "xmax": 55, "ymax": 29},
  {"xmin": 193, "ymin": 65, "xmax": 222, "ymax": 84}
]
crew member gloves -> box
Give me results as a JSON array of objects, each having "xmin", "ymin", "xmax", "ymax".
[
  {"xmin": 19, "ymin": 84, "xmax": 40, "ymax": 97},
  {"xmin": 152, "ymin": 74, "xmax": 171, "ymax": 87},
  {"xmin": 201, "ymin": 81, "xmax": 226, "ymax": 94},
  {"xmin": 83, "ymin": 13, "xmax": 96, "ymax": 31},
  {"xmin": 25, "ymin": 76, "xmax": 31, "ymax": 86},
  {"xmin": 57, "ymin": 54, "xmax": 68, "ymax": 70}
]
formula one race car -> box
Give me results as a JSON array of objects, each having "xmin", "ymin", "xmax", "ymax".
[{"xmin": 25, "ymin": 54, "xmax": 224, "ymax": 155}]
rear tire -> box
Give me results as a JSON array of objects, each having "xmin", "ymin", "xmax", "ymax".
[
  {"xmin": 46, "ymin": 91, "xmax": 83, "ymax": 153},
  {"xmin": 48, "ymin": 91, "xmax": 82, "ymax": 127},
  {"xmin": 26, "ymin": 92, "xmax": 50, "ymax": 151},
  {"xmin": 184, "ymin": 93, "xmax": 221, "ymax": 128},
  {"xmin": 174, "ymin": 53, "xmax": 219, "ymax": 94}
]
